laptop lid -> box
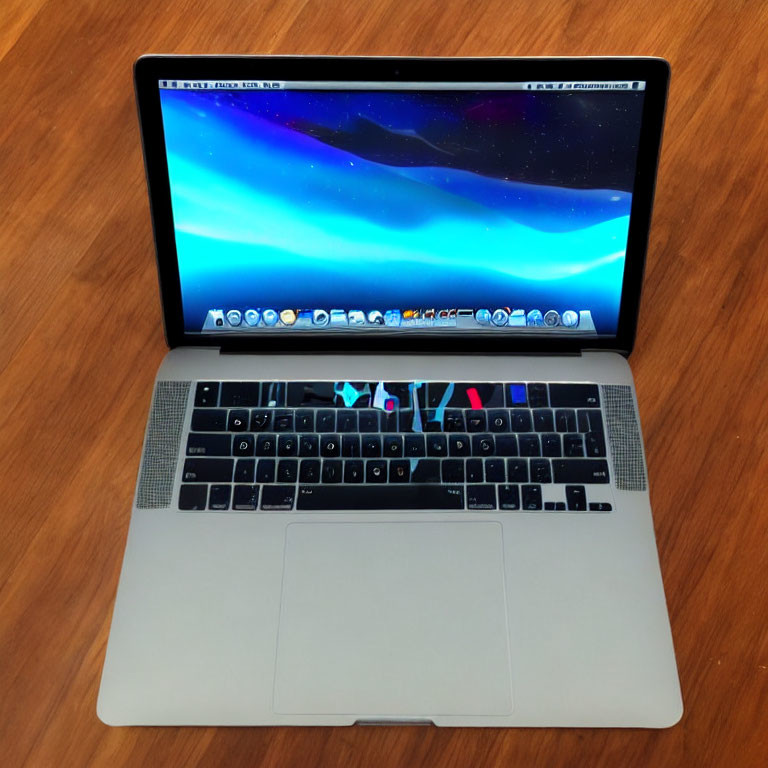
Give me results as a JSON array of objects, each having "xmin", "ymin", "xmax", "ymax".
[{"xmin": 134, "ymin": 56, "xmax": 669, "ymax": 355}]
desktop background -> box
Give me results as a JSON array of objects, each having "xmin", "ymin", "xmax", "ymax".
[{"xmin": 158, "ymin": 87, "xmax": 644, "ymax": 333}]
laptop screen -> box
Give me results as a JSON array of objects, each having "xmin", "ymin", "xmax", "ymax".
[{"xmin": 158, "ymin": 79, "xmax": 646, "ymax": 337}]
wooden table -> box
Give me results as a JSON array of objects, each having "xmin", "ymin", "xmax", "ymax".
[{"xmin": 2, "ymin": 1, "xmax": 767, "ymax": 765}]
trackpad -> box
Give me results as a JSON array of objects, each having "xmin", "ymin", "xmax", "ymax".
[{"xmin": 273, "ymin": 522, "xmax": 513, "ymax": 716}]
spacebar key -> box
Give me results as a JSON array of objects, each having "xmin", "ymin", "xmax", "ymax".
[{"xmin": 296, "ymin": 485, "xmax": 464, "ymax": 510}]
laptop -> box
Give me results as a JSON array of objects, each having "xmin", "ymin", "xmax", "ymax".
[{"xmin": 98, "ymin": 55, "xmax": 682, "ymax": 727}]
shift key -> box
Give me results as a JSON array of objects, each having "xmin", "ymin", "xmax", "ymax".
[{"xmin": 552, "ymin": 459, "xmax": 610, "ymax": 483}]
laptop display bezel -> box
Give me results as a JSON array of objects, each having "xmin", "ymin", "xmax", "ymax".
[{"xmin": 134, "ymin": 55, "xmax": 669, "ymax": 355}]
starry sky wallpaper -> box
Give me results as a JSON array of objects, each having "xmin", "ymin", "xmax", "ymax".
[{"xmin": 159, "ymin": 87, "xmax": 645, "ymax": 333}]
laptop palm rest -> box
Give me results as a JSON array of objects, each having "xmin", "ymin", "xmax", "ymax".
[{"xmin": 273, "ymin": 521, "xmax": 513, "ymax": 717}]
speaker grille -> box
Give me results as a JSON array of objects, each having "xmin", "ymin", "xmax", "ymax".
[
  {"xmin": 136, "ymin": 381, "xmax": 191, "ymax": 508},
  {"xmin": 601, "ymin": 384, "xmax": 647, "ymax": 491}
]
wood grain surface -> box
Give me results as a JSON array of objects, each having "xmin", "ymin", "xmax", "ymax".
[{"xmin": 1, "ymin": 1, "xmax": 767, "ymax": 766}]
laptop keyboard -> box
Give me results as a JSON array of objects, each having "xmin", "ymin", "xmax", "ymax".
[{"xmin": 178, "ymin": 380, "xmax": 613, "ymax": 513}]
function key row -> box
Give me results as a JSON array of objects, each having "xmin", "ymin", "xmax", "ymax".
[
  {"xmin": 191, "ymin": 407, "xmax": 604, "ymax": 438},
  {"xmin": 195, "ymin": 381, "xmax": 600, "ymax": 410}
]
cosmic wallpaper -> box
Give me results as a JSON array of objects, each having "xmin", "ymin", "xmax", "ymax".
[{"xmin": 158, "ymin": 87, "xmax": 645, "ymax": 334}]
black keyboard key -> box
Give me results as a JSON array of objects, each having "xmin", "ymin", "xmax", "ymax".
[
  {"xmin": 448, "ymin": 434, "xmax": 469, "ymax": 456},
  {"xmin": 587, "ymin": 409, "xmax": 604, "ymax": 432},
  {"xmin": 398, "ymin": 410, "xmax": 417, "ymax": 432},
  {"xmin": 296, "ymin": 434, "xmax": 318, "ymax": 457},
  {"xmin": 530, "ymin": 458, "xmax": 552, "ymax": 483},
  {"xmin": 506, "ymin": 383, "xmax": 528, "ymax": 407},
  {"xmin": 494, "ymin": 435, "xmax": 518, "ymax": 456},
  {"xmin": 295, "ymin": 409, "xmax": 314, "ymax": 431},
  {"xmin": 227, "ymin": 409, "xmax": 249, "ymax": 431},
  {"xmin": 381, "ymin": 383, "xmax": 413, "ymax": 409},
  {"xmin": 296, "ymin": 484, "xmax": 464, "ymax": 510},
  {"xmin": 233, "ymin": 484, "xmax": 259, "ymax": 510},
  {"xmin": 335, "ymin": 382, "xmax": 372, "ymax": 408},
  {"xmin": 566, "ymin": 485, "xmax": 587, "ymax": 511},
  {"xmin": 287, "ymin": 381, "xmax": 335, "ymax": 407},
  {"xmin": 552, "ymin": 459, "xmax": 610, "ymax": 484},
  {"xmin": 549, "ymin": 384, "xmax": 599, "ymax": 408},
  {"xmin": 383, "ymin": 435, "xmax": 403, "ymax": 457},
  {"xmin": 182, "ymin": 458, "xmax": 233, "ymax": 483},
  {"xmin": 186, "ymin": 433, "xmax": 231, "ymax": 457},
  {"xmin": 485, "ymin": 458, "xmax": 505, "ymax": 483},
  {"xmin": 255, "ymin": 434, "xmax": 277, "ymax": 456},
  {"xmin": 341, "ymin": 434, "xmax": 361, "ymax": 457},
  {"xmin": 179, "ymin": 484, "xmax": 207, "ymax": 510},
  {"xmin": 472, "ymin": 434, "xmax": 495, "ymax": 456},
  {"xmin": 498, "ymin": 484, "xmax": 520, "ymax": 510},
  {"xmin": 277, "ymin": 459, "xmax": 298, "ymax": 483},
  {"xmin": 420, "ymin": 410, "xmax": 443, "ymax": 432},
  {"xmin": 556, "ymin": 409, "xmax": 577, "ymax": 433},
  {"xmin": 507, "ymin": 459, "xmax": 528, "ymax": 483},
  {"xmin": 234, "ymin": 458, "xmax": 255, "ymax": 483},
  {"xmin": 527, "ymin": 383, "xmax": 548, "ymax": 408},
  {"xmin": 278, "ymin": 434, "xmax": 298, "ymax": 456},
  {"xmin": 452, "ymin": 383, "xmax": 505, "ymax": 409},
  {"xmin": 426, "ymin": 382, "xmax": 450, "ymax": 407},
  {"xmin": 320, "ymin": 434, "xmax": 341, "ymax": 457},
  {"xmin": 555, "ymin": 502, "xmax": 566, "ymax": 511},
  {"xmin": 533, "ymin": 409, "xmax": 554, "ymax": 432},
  {"xmin": 488, "ymin": 410, "xmax": 510, "ymax": 432},
  {"xmin": 589, "ymin": 502, "xmax": 613, "ymax": 512},
  {"xmin": 344, "ymin": 460, "xmax": 364, "ymax": 483},
  {"xmin": 260, "ymin": 382, "xmax": 285, "ymax": 407},
  {"xmin": 256, "ymin": 459, "xmax": 275, "ymax": 483},
  {"xmin": 366, "ymin": 460, "xmax": 387, "ymax": 483},
  {"xmin": 191, "ymin": 408, "xmax": 227, "ymax": 431},
  {"xmin": 522, "ymin": 484, "xmax": 542, "ymax": 510},
  {"xmin": 466, "ymin": 411, "xmax": 487, "ymax": 432},
  {"xmin": 361, "ymin": 434, "xmax": 382, "ymax": 457},
  {"xmin": 411, "ymin": 459, "xmax": 441, "ymax": 483},
  {"xmin": 208, "ymin": 485, "xmax": 231, "ymax": 510},
  {"xmin": 357, "ymin": 410, "xmax": 379, "ymax": 432},
  {"xmin": 321, "ymin": 460, "xmax": 342, "ymax": 483},
  {"xmin": 426, "ymin": 434, "xmax": 448, "ymax": 457},
  {"xmin": 299, "ymin": 459, "xmax": 321, "ymax": 483},
  {"xmin": 541, "ymin": 433, "xmax": 562, "ymax": 457},
  {"xmin": 511, "ymin": 409, "xmax": 533, "ymax": 432},
  {"xmin": 442, "ymin": 459, "xmax": 465, "ymax": 483},
  {"xmin": 563, "ymin": 434, "xmax": 584, "ymax": 457},
  {"xmin": 272, "ymin": 410, "xmax": 294, "ymax": 431},
  {"xmin": 466, "ymin": 458, "xmax": 483, "ymax": 483},
  {"xmin": 389, "ymin": 460, "xmax": 410, "ymax": 483},
  {"xmin": 544, "ymin": 502, "xmax": 556, "ymax": 511},
  {"xmin": 220, "ymin": 382, "xmax": 261, "ymax": 407},
  {"xmin": 404, "ymin": 434, "xmax": 426, "ymax": 457},
  {"xmin": 577, "ymin": 409, "xmax": 591, "ymax": 433},
  {"xmin": 467, "ymin": 484, "xmax": 496, "ymax": 510},
  {"xmin": 316, "ymin": 410, "xmax": 336, "ymax": 432},
  {"xmin": 195, "ymin": 382, "xmax": 219, "ymax": 407},
  {"xmin": 585, "ymin": 431, "xmax": 606, "ymax": 457},
  {"xmin": 250, "ymin": 410, "xmax": 272, "ymax": 431},
  {"xmin": 233, "ymin": 434, "xmax": 255, "ymax": 456},
  {"xmin": 518, "ymin": 434, "xmax": 541, "ymax": 456},
  {"xmin": 261, "ymin": 485, "xmax": 294, "ymax": 510},
  {"xmin": 337, "ymin": 411, "xmax": 358, "ymax": 432},
  {"xmin": 444, "ymin": 409, "xmax": 465, "ymax": 431},
  {"xmin": 379, "ymin": 410, "xmax": 399, "ymax": 433}
]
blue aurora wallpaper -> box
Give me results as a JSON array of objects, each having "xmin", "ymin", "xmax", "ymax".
[{"xmin": 159, "ymin": 88, "xmax": 644, "ymax": 334}]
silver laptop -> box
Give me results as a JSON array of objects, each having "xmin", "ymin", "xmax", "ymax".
[{"xmin": 98, "ymin": 55, "xmax": 682, "ymax": 727}]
